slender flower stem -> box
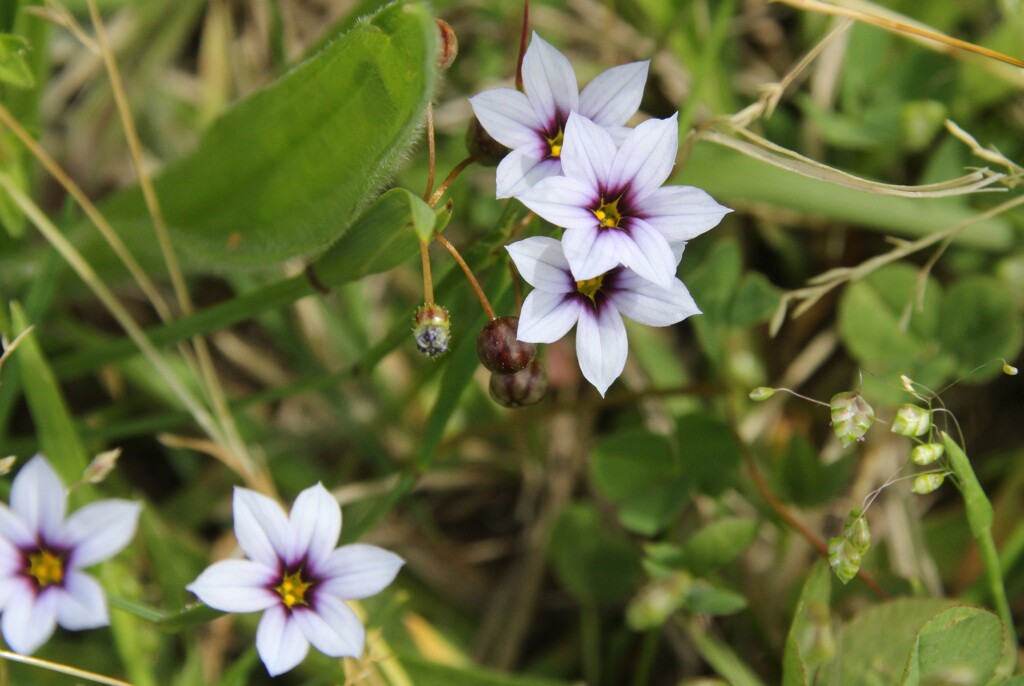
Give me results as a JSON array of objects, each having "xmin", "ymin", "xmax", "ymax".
[
  {"xmin": 0, "ymin": 651, "xmax": 133, "ymax": 686},
  {"xmin": 420, "ymin": 242, "xmax": 435, "ymax": 305},
  {"xmin": 435, "ymin": 235, "xmax": 496, "ymax": 320},
  {"xmin": 428, "ymin": 156, "xmax": 477, "ymax": 207},
  {"xmin": 515, "ymin": 0, "xmax": 530, "ymax": 91}
]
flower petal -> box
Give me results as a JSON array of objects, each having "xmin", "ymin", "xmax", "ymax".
[
  {"xmin": 517, "ymin": 291, "xmax": 581, "ymax": 344},
  {"xmin": 54, "ymin": 570, "xmax": 108, "ymax": 630},
  {"xmin": 579, "ymin": 61, "xmax": 649, "ymax": 127},
  {"xmin": 186, "ymin": 559, "xmax": 279, "ymax": 613},
  {"xmin": 616, "ymin": 218, "xmax": 678, "ymax": 289},
  {"xmin": 58, "ymin": 499, "xmax": 140, "ymax": 568},
  {"xmin": 286, "ymin": 483, "xmax": 340, "ymax": 568},
  {"xmin": 0, "ymin": 502, "xmax": 35, "ymax": 549},
  {"xmin": 233, "ymin": 487, "xmax": 288, "ymax": 568},
  {"xmin": 561, "ymin": 224, "xmax": 626, "ymax": 281},
  {"xmin": 495, "ymin": 144, "xmax": 561, "ymax": 199},
  {"xmin": 11, "ymin": 455, "xmax": 66, "ymax": 541},
  {"xmin": 636, "ymin": 185, "xmax": 731, "ymax": 241},
  {"xmin": 610, "ymin": 113, "xmax": 678, "ymax": 201},
  {"xmin": 517, "ymin": 176, "xmax": 599, "ymax": 230},
  {"xmin": 505, "ymin": 237, "xmax": 573, "ymax": 293},
  {"xmin": 0, "ymin": 575, "xmax": 32, "ymax": 614},
  {"xmin": 521, "ymin": 33, "xmax": 579, "ymax": 126},
  {"xmin": 576, "ymin": 306, "xmax": 628, "ymax": 397},
  {"xmin": 610, "ymin": 272, "xmax": 701, "ymax": 326},
  {"xmin": 560, "ymin": 112, "xmax": 616, "ymax": 192},
  {"xmin": 2, "ymin": 585, "xmax": 57, "ymax": 655},
  {"xmin": 316, "ymin": 544, "xmax": 404, "ymax": 600},
  {"xmin": 256, "ymin": 604, "xmax": 309, "ymax": 677},
  {"xmin": 294, "ymin": 596, "xmax": 365, "ymax": 658},
  {"xmin": 469, "ymin": 88, "xmax": 543, "ymax": 149}
]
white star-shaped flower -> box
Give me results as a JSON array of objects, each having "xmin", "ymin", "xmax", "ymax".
[
  {"xmin": 186, "ymin": 484, "xmax": 403, "ymax": 677},
  {"xmin": 470, "ymin": 32, "xmax": 649, "ymax": 198},
  {"xmin": 0, "ymin": 455, "xmax": 141, "ymax": 655},
  {"xmin": 507, "ymin": 236, "xmax": 702, "ymax": 396},
  {"xmin": 517, "ymin": 111, "xmax": 731, "ymax": 289}
]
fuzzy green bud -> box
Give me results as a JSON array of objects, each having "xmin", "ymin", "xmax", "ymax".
[
  {"xmin": 830, "ymin": 391, "xmax": 876, "ymax": 447},
  {"xmin": 749, "ymin": 387, "xmax": 775, "ymax": 401},
  {"xmin": 412, "ymin": 304, "xmax": 451, "ymax": 359},
  {"xmin": 912, "ymin": 472, "xmax": 945, "ymax": 494},
  {"xmin": 911, "ymin": 443, "xmax": 944, "ymax": 466},
  {"xmin": 891, "ymin": 404, "xmax": 932, "ymax": 437}
]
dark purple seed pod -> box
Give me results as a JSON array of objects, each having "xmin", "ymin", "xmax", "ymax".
[
  {"xmin": 477, "ymin": 316, "xmax": 535, "ymax": 374},
  {"xmin": 489, "ymin": 360, "xmax": 548, "ymax": 408},
  {"xmin": 465, "ymin": 116, "xmax": 508, "ymax": 168},
  {"xmin": 412, "ymin": 304, "xmax": 451, "ymax": 359}
]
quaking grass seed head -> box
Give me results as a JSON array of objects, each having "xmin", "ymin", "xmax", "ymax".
[{"xmin": 412, "ymin": 304, "xmax": 451, "ymax": 359}]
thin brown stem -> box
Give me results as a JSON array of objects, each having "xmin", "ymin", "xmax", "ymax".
[
  {"xmin": 423, "ymin": 104, "xmax": 436, "ymax": 201},
  {"xmin": 428, "ymin": 156, "xmax": 476, "ymax": 207},
  {"xmin": 435, "ymin": 234, "xmax": 496, "ymax": 320},
  {"xmin": 420, "ymin": 242, "xmax": 435, "ymax": 305},
  {"xmin": 515, "ymin": 0, "xmax": 530, "ymax": 91}
]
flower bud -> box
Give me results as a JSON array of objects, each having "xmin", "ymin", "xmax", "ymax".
[
  {"xmin": 1003, "ymin": 362, "xmax": 1018, "ymax": 376},
  {"xmin": 435, "ymin": 18, "xmax": 458, "ymax": 70},
  {"xmin": 830, "ymin": 391, "xmax": 875, "ymax": 447},
  {"xmin": 465, "ymin": 116, "xmax": 508, "ymax": 167},
  {"xmin": 891, "ymin": 404, "xmax": 932, "ymax": 437},
  {"xmin": 477, "ymin": 316, "xmax": 535, "ymax": 374},
  {"xmin": 489, "ymin": 360, "xmax": 547, "ymax": 407},
  {"xmin": 749, "ymin": 387, "xmax": 775, "ymax": 401},
  {"xmin": 911, "ymin": 443, "xmax": 944, "ymax": 466},
  {"xmin": 412, "ymin": 304, "xmax": 451, "ymax": 358},
  {"xmin": 912, "ymin": 472, "xmax": 945, "ymax": 494}
]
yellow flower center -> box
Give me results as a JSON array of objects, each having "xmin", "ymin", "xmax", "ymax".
[
  {"xmin": 28, "ymin": 549, "xmax": 64, "ymax": 588},
  {"xmin": 593, "ymin": 196, "xmax": 622, "ymax": 229},
  {"xmin": 546, "ymin": 129, "xmax": 564, "ymax": 158},
  {"xmin": 576, "ymin": 275, "xmax": 605, "ymax": 302},
  {"xmin": 275, "ymin": 569, "xmax": 313, "ymax": 608}
]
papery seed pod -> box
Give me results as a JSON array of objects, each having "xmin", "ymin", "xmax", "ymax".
[
  {"xmin": 477, "ymin": 316, "xmax": 535, "ymax": 374},
  {"xmin": 489, "ymin": 359, "xmax": 547, "ymax": 407},
  {"xmin": 412, "ymin": 304, "xmax": 451, "ymax": 358},
  {"xmin": 830, "ymin": 391, "xmax": 876, "ymax": 447},
  {"xmin": 912, "ymin": 472, "xmax": 945, "ymax": 494},
  {"xmin": 0, "ymin": 456, "xmax": 15, "ymax": 475},
  {"xmin": 84, "ymin": 448, "xmax": 122, "ymax": 484},
  {"xmin": 465, "ymin": 116, "xmax": 509, "ymax": 167},
  {"xmin": 435, "ymin": 18, "xmax": 458, "ymax": 70},
  {"xmin": 749, "ymin": 387, "xmax": 775, "ymax": 401},
  {"xmin": 845, "ymin": 510, "xmax": 871, "ymax": 553},
  {"xmin": 892, "ymin": 404, "xmax": 932, "ymax": 437},
  {"xmin": 827, "ymin": 536, "xmax": 862, "ymax": 584},
  {"xmin": 911, "ymin": 443, "xmax": 944, "ymax": 466}
]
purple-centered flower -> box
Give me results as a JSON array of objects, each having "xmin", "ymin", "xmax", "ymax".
[
  {"xmin": 507, "ymin": 236, "xmax": 701, "ymax": 396},
  {"xmin": 186, "ymin": 484, "xmax": 403, "ymax": 677},
  {"xmin": 0, "ymin": 455, "xmax": 141, "ymax": 655},
  {"xmin": 470, "ymin": 32, "xmax": 648, "ymax": 198},
  {"xmin": 517, "ymin": 112, "xmax": 731, "ymax": 289}
]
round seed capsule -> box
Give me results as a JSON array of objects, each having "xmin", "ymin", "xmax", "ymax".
[
  {"xmin": 489, "ymin": 360, "xmax": 548, "ymax": 407},
  {"xmin": 477, "ymin": 316, "xmax": 535, "ymax": 374}
]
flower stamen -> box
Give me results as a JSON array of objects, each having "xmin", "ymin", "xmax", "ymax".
[
  {"xmin": 593, "ymin": 196, "xmax": 622, "ymax": 229},
  {"xmin": 546, "ymin": 129, "xmax": 564, "ymax": 158},
  {"xmin": 27, "ymin": 549, "xmax": 64, "ymax": 588},
  {"xmin": 576, "ymin": 275, "xmax": 605, "ymax": 302},
  {"xmin": 275, "ymin": 569, "xmax": 313, "ymax": 608}
]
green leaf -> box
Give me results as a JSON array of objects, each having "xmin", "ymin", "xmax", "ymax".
[
  {"xmin": 590, "ymin": 429, "xmax": 691, "ymax": 536},
  {"xmin": 548, "ymin": 503, "xmax": 643, "ymax": 605},
  {"xmin": 8, "ymin": 302, "xmax": 88, "ymax": 482},
  {"xmin": 939, "ymin": 275, "xmax": 1024, "ymax": 380},
  {"xmin": 408, "ymin": 192, "xmax": 436, "ymax": 243},
  {"xmin": 782, "ymin": 561, "xmax": 833, "ymax": 686},
  {"xmin": 729, "ymin": 272, "xmax": 782, "ymax": 328},
  {"xmin": 778, "ymin": 434, "xmax": 855, "ymax": 507},
  {"xmin": 675, "ymin": 413, "xmax": 742, "ymax": 496},
  {"xmin": 901, "ymin": 606, "xmax": 1004, "ymax": 686},
  {"xmin": 684, "ymin": 582, "xmax": 748, "ymax": 616},
  {"xmin": 674, "ymin": 517, "xmax": 758, "ymax": 576},
  {"xmin": 85, "ymin": 1, "xmax": 438, "ymax": 268},
  {"xmin": 0, "ymin": 34, "xmax": 33, "ymax": 88}
]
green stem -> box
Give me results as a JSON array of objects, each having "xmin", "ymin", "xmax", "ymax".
[
  {"xmin": 581, "ymin": 603, "xmax": 601, "ymax": 686},
  {"xmin": 941, "ymin": 431, "xmax": 1016, "ymax": 677}
]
